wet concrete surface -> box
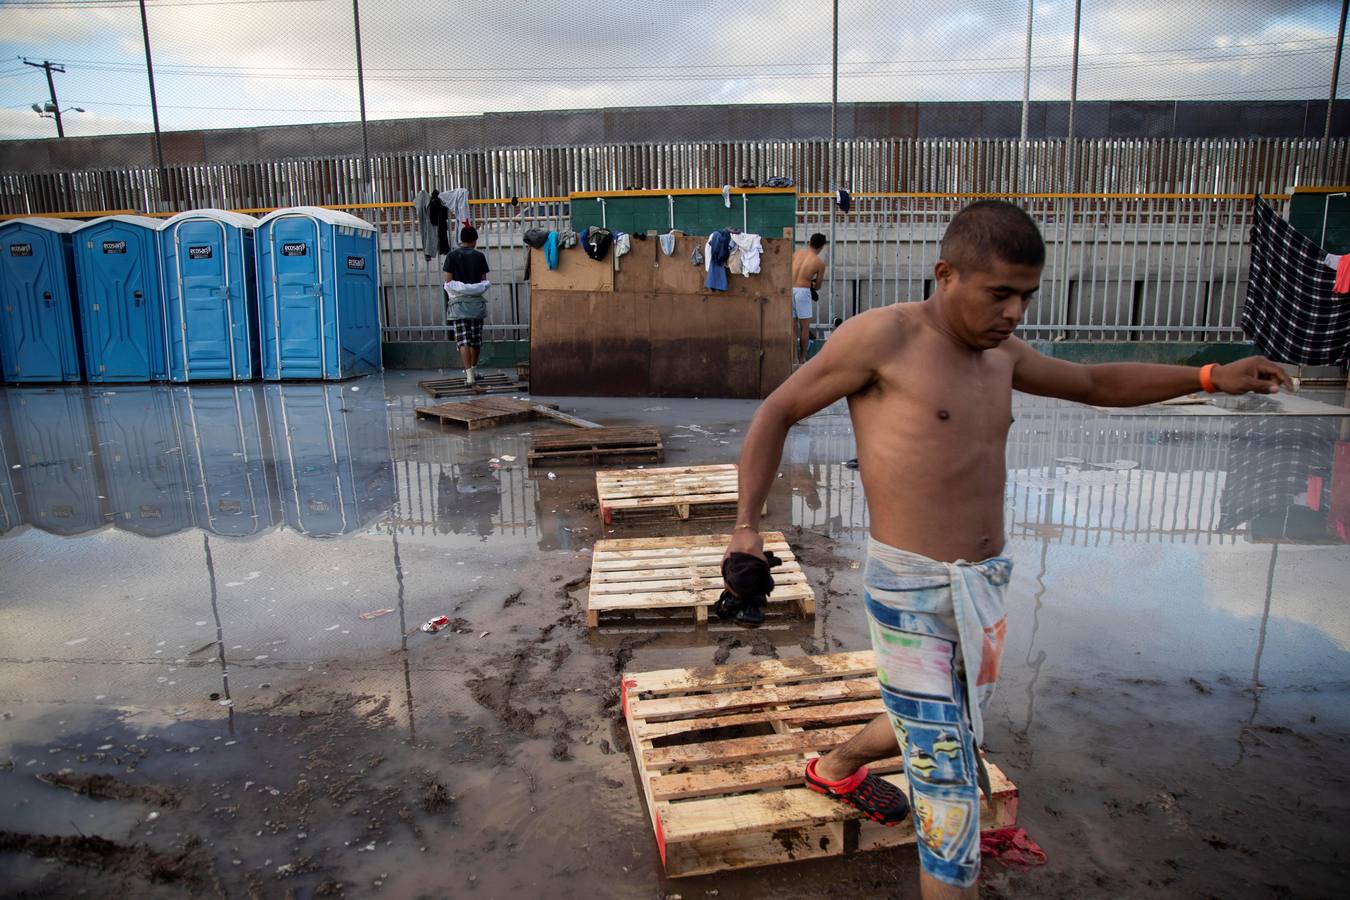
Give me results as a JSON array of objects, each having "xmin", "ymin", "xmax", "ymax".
[{"xmin": 0, "ymin": 372, "xmax": 1348, "ymax": 898}]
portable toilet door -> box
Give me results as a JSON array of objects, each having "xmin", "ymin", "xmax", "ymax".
[
  {"xmin": 0, "ymin": 218, "xmax": 82, "ymax": 383},
  {"xmin": 73, "ymin": 215, "xmax": 169, "ymax": 382},
  {"xmin": 162, "ymin": 209, "xmax": 261, "ymax": 382},
  {"xmin": 258, "ymin": 206, "xmax": 381, "ymax": 380}
]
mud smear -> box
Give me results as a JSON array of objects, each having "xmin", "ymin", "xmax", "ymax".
[
  {"xmin": 36, "ymin": 772, "xmax": 180, "ymax": 807},
  {"xmin": 0, "ymin": 831, "xmax": 222, "ymax": 893}
]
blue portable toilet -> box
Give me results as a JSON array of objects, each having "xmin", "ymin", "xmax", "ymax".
[
  {"xmin": 0, "ymin": 217, "xmax": 83, "ymax": 383},
  {"xmin": 161, "ymin": 209, "xmax": 262, "ymax": 382},
  {"xmin": 90, "ymin": 386, "xmax": 194, "ymax": 539},
  {"xmin": 4, "ymin": 387, "xmax": 105, "ymax": 536},
  {"xmin": 175, "ymin": 384, "xmax": 277, "ymax": 536},
  {"xmin": 73, "ymin": 215, "xmax": 169, "ymax": 382},
  {"xmin": 257, "ymin": 206, "xmax": 382, "ymax": 381},
  {"xmin": 264, "ymin": 380, "xmax": 394, "ymax": 537}
]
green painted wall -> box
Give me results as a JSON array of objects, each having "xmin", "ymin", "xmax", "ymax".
[
  {"xmin": 1289, "ymin": 192, "xmax": 1350, "ymax": 253},
  {"xmin": 570, "ymin": 192, "xmax": 797, "ymax": 238},
  {"xmin": 382, "ymin": 340, "xmax": 527, "ymax": 370}
]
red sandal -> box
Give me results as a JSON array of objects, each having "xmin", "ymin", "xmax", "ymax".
[{"xmin": 805, "ymin": 758, "xmax": 911, "ymax": 826}]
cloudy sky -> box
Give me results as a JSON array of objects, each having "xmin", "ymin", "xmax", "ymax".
[{"xmin": 0, "ymin": 0, "xmax": 1343, "ymax": 140}]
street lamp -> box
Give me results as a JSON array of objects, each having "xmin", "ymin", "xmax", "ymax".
[{"xmin": 31, "ymin": 100, "xmax": 85, "ymax": 135}]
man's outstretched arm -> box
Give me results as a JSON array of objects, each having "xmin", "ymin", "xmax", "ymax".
[
  {"xmin": 728, "ymin": 312, "xmax": 887, "ymax": 558},
  {"xmin": 1009, "ymin": 339, "xmax": 1292, "ymax": 407}
]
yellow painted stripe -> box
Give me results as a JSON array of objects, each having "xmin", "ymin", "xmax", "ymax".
[
  {"xmin": 798, "ymin": 191, "xmax": 1288, "ymax": 201},
  {"xmin": 0, "ymin": 191, "xmax": 1283, "ymax": 222},
  {"xmin": 570, "ymin": 187, "xmax": 797, "ymax": 199}
]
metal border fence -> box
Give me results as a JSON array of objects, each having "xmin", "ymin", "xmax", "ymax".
[{"xmin": 3, "ymin": 136, "xmax": 1346, "ymax": 343}]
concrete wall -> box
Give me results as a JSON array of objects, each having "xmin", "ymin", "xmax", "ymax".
[{"xmin": 4, "ymin": 100, "xmax": 1348, "ymax": 172}]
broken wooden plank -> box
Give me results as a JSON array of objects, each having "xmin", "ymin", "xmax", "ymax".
[{"xmin": 414, "ymin": 398, "xmax": 559, "ymax": 432}]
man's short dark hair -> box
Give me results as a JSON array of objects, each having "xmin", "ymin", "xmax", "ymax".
[
  {"xmin": 460, "ymin": 225, "xmax": 478, "ymax": 244},
  {"xmin": 808, "ymin": 233, "xmax": 828, "ymax": 250},
  {"xmin": 940, "ymin": 201, "xmax": 1044, "ymax": 273}
]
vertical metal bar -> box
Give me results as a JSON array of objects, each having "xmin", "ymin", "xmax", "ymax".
[
  {"xmin": 829, "ymin": 0, "xmax": 839, "ymax": 326},
  {"xmin": 137, "ymin": 0, "xmax": 170, "ymax": 211},
  {"xmin": 1321, "ymin": 0, "xmax": 1349, "ymax": 182}
]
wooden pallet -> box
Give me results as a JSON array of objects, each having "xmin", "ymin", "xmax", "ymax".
[
  {"xmin": 414, "ymin": 397, "xmax": 559, "ymax": 431},
  {"xmin": 596, "ymin": 464, "xmax": 739, "ymax": 525},
  {"xmin": 587, "ymin": 532, "xmax": 814, "ymax": 628},
  {"xmin": 622, "ymin": 651, "xmax": 1019, "ymax": 878},
  {"xmin": 529, "ymin": 425, "xmax": 665, "ymax": 466},
  {"xmin": 418, "ymin": 372, "xmax": 526, "ymax": 399}
]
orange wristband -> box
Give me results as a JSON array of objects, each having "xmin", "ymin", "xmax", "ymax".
[{"xmin": 1198, "ymin": 363, "xmax": 1218, "ymax": 394}]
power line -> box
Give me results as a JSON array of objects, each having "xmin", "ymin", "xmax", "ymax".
[{"xmin": 38, "ymin": 38, "xmax": 1336, "ymax": 79}]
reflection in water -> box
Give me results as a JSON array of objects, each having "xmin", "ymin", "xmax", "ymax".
[
  {"xmin": 91, "ymin": 387, "xmax": 195, "ymax": 538},
  {"xmin": 0, "ymin": 380, "xmax": 396, "ymax": 540},
  {"xmin": 3, "ymin": 389, "xmax": 102, "ymax": 536},
  {"xmin": 1217, "ymin": 417, "xmax": 1344, "ymax": 543},
  {"xmin": 265, "ymin": 384, "xmax": 396, "ymax": 538}
]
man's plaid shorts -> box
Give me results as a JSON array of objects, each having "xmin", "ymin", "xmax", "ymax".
[{"xmin": 448, "ymin": 318, "xmax": 484, "ymax": 348}]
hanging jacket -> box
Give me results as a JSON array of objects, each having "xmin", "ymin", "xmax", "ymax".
[
  {"xmin": 428, "ymin": 191, "xmax": 450, "ymax": 255},
  {"xmin": 584, "ymin": 227, "xmax": 613, "ymax": 261},
  {"xmin": 413, "ymin": 190, "xmax": 434, "ymax": 259},
  {"xmin": 731, "ymin": 233, "xmax": 763, "ymax": 276},
  {"xmin": 544, "ymin": 231, "xmax": 559, "ymax": 270},
  {"xmin": 705, "ymin": 229, "xmax": 732, "ymax": 292}
]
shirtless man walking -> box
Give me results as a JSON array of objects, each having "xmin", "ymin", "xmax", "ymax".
[
  {"xmin": 725, "ymin": 201, "xmax": 1289, "ymax": 898},
  {"xmin": 792, "ymin": 233, "xmax": 829, "ymax": 363}
]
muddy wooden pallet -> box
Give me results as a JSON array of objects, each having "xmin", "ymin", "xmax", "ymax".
[
  {"xmin": 418, "ymin": 372, "xmax": 526, "ymax": 398},
  {"xmin": 587, "ymin": 532, "xmax": 813, "ymax": 628},
  {"xmin": 596, "ymin": 464, "xmax": 739, "ymax": 525},
  {"xmin": 414, "ymin": 397, "xmax": 559, "ymax": 431},
  {"xmin": 529, "ymin": 425, "xmax": 665, "ymax": 466},
  {"xmin": 622, "ymin": 650, "xmax": 1019, "ymax": 878}
]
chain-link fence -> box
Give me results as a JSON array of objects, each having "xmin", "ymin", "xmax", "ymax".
[{"xmin": 2, "ymin": 0, "xmax": 1348, "ymax": 345}]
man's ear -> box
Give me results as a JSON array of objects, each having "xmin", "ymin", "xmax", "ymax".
[{"xmin": 934, "ymin": 259, "xmax": 956, "ymax": 290}]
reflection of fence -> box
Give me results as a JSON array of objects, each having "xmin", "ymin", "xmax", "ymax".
[
  {"xmin": 786, "ymin": 402, "xmax": 1295, "ymax": 546},
  {"xmin": 2, "ymin": 136, "xmax": 1340, "ymax": 344}
]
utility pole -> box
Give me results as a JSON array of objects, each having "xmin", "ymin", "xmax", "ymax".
[
  {"xmin": 1019, "ymin": 0, "xmax": 1034, "ymax": 190},
  {"xmin": 1321, "ymin": 0, "xmax": 1349, "ymax": 183},
  {"xmin": 23, "ymin": 59, "xmax": 66, "ymax": 137},
  {"xmin": 353, "ymin": 0, "xmax": 373, "ymax": 203},
  {"xmin": 138, "ymin": 0, "xmax": 171, "ymax": 210}
]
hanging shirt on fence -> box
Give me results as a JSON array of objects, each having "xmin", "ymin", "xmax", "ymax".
[
  {"xmin": 413, "ymin": 191, "xmax": 435, "ymax": 259},
  {"xmin": 1242, "ymin": 197, "xmax": 1350, "ymax": 366},
  {"xmin": 705, "ymin": 229, "xmax": 732, "ymax": 292},
  {"xmin": 731, "ymin": 232, "xmax": 763, "ymax": 276},
  {"xmin": 428, "ymin": 191, "xmax": 451, "ymax": 256},
  {"xmin": 440, "ymin": 188, "xmax": 472, "ymax": 235}
]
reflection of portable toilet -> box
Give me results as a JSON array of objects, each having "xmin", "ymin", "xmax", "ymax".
[
  {"xmin": 0, "ymin": 413, "xmax": 23, "ymax": 535},
  {"xmin": 264, "ymin": 380, "xmax": 394, "ymax": 537},
  {"xmin": 4, "ymin": 388, "xmax": 104, "ymax": 536},
  {"xmin": 73, "ymin": 215, "xmax": 169, "ymax": 382},
  {"xmin": 0, "ymin": 218, "xmax": 83, "ymax": 383},
  {"xmin": 161, "ymin": 209, "xmax": 261, "ymax": 382},
  {"xmin": 175, "ymin": 385, "xmax": 276, "ymax": 536},
  {"xmin": 90, "ymin": 386, "xmax": 194, "ymax": 538},
  {"xmin": 256, "ymin": 207, "xmax": 382, "ymax": 380}
]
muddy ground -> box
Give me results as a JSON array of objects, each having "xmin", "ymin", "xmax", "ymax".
[{"xmin": 2, "ymin": 378, "xmax": 1348, "ymax": 898}]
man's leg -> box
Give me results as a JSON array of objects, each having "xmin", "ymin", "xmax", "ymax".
[
  {"xmin": 811, "ymin": 714, "xmax": 898, "ymax": 781},
  {"xmin": 457, "ymin": 342, "xmax": 474, "ymax": 372},
  {"xmin": 797, "ymin": 318, "xmax": 810, "ymax": 362}
]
